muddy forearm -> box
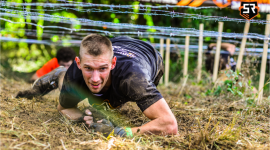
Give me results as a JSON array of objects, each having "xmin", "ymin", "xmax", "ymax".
[
  {"xmin": 57, "ymin": 104, "xmax": 83, "ymax": 120},
  {"xmin": 209, "ymin": 43, "xmax": 235, "ymax": 55},
  {"xmin": 131, "ymin": 116, "xmax": 178, "ymax": 135},
  {"xmin": 132, "ymin": 98, "xmax": 178, "ymax": 135}
]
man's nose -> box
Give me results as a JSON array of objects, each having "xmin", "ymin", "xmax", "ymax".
[{"xmin": 91, "ymin": 70, "xmax": 100, "ymax": 82}]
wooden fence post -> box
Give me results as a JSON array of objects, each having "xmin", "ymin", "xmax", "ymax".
[
  {"xmin": 159, "ymin": 38, "xmax": 164, "ymax": 84},
  {"xmin": 165, "ymin": 38, "xmax": 170, "ymax": 86},
  {"xmin": 212, "ymin": 22, "xmax": 224, "ymax": 82},
  {"xmin": 197, "ymin": 24, "xmax": 204, "ymax": 82},
  {"xmin": 257, "ymin": 14, "xmax": 270, "ymax": 103},
  {"xmin": 183, "ymin": 36, "xmax": 190, "ymax": 77},
  {"xmin": 236, "ymin": 21, "xmax": 250, "ymax": 70}
]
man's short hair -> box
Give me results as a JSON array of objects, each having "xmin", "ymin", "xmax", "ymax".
[
  {"xmin": 80, "ymin": 34, "xmax": 113, "ymax": 58},
  {"xmin": 56, "ymin": 47, "xmax": 76, "ymax": 62},
  {"xmin": 205, "ymin": 52, "xmax": 227, "ymax": 73}
]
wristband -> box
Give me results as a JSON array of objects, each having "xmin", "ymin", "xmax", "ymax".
[
  {"xmin": 107, "ymin": 129, "xmax": 115, "ymax": 140},
  {"xmin": 125, "ymin": 127, "xmax": 133, "ymax": 138},
  {"xmin": 106, "ymin": 127, "xmax": 133, "ymax": 140}
]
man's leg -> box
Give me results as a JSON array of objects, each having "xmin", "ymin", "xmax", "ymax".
[
  {"xmin": 154, "ymin": 52, "xmax": 164, "ymax": 86},
  {"xmin": 57, "ymin": 70, "xmax": 65, "ymax": 91},
  {"xmin": 16, "ymin": 66, "xmax": 67, "ymax": 99}
]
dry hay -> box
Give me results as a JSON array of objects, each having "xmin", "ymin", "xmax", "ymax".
[{"xmin": 0, "ymin": 72, "xmax": 269, "ymax": 150}]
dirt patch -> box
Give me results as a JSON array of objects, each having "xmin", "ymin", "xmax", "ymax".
[{"xmin": 0, "ymin": 73, "xmax": 270, "ymax": 149}]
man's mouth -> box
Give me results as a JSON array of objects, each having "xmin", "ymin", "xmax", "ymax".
[{"xmin": 91, "ymin": 83, "xmax": 101, "ymax": 89}]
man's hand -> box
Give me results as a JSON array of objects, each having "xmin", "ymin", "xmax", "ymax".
[
  {"xmin": 57, "ymin": 104, "xmax": 94, "ymax": 125},
  {"xmin": 82, "ymin": 109, "xmax": 94, "ymax": 127},
  {"xmin": 90, "ymin": 119, "xmax": 114, "ymax": 137},
  {"xmin": 90, "ymin": 119, "xmax": 129, "ymax": 138}
]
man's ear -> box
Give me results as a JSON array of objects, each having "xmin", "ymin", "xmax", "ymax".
[
  {"xmin": 75, "ymin": 56, "xmax": 81, "ymax": 70},
  {"xmin": 111, "ymin": 56, "xmax": 117, "ymax": 70}
]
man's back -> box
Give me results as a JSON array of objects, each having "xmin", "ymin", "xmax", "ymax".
[{"xmin": 111, "ymin": 36, "xmax": 161, "ymax": 82}]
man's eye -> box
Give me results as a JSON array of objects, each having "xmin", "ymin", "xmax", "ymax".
[{"xmin": 100, "ymin": 68, "xmax": 106, "ymax": 71}]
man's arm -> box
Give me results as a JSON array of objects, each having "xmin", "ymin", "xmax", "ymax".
[
  {"xmin": 60, "ymin": 98, "xmax": 178, "ymax": 136},
  {"xmin": 209, "ymin": 43, "xmax": 236, "ymax": 55},
  {"xmin": 57, "ymin": 103, "xmax": 94, "ymax": 126},
  {"xmin": 131, "ymin": 98, "xmax": 178, "ymax": 135}
]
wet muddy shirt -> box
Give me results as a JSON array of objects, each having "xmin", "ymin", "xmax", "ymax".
[{"xmin": 59, "ymin": 36, "xmax": 163, "ymax": 112}]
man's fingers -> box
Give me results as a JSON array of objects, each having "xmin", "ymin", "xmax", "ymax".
[
  {"xmin": 97, "ymin": 120, "xmax": 103, "ymax": 123},
  {"xmin": 85, "ymin": 109, "xmax": 92, "ymax": 116},
  {"xmin": 83, "ymin": 116, "xmax": 93, "ymax": 121},
  {"xmin": 84, "ymin": 116, "xmax": 94, "ymax": 127},
  {"xmin": 85, "ymin": 120, "xmax": 94, "ymax": 127}
]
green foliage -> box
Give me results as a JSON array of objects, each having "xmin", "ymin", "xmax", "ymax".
[
  {"xmin": 131, "ymin": 1, "xmax": 139, "ymax": 22},
  {"xmin": 143, "ymin": 3, "xmax": 155, "ymax": 43},
  {"xmin": 224, "ymin": 70, "xmax": 245, "ymax": 97},
  {"xmin": 51, "ymin": 35, "xmax": 59, "ymax": 42},
  {"xmin": 246, "ymin": 98, "xmax": 256, "ymax": 107},
  {"xmin": 213, "ymin": 86, "xmax": 222, "ymax": 96},
  {"xmin": 110, "ymin": 13, "xmax": 116, "ymax": 18},
  {"xmin": 205, "ymin": 89, "xmax": 211, "ymax": 96},
  {"xmin": 185, "ymin": 94, "xmax": 192, "ymax": 99},
  {"xmin": 205, "ymin": 70, "xmax": 256, "ymax": 102},
  {"xmin": 113, "ymin": 18, "xmax": 120, "ymax": 23}
]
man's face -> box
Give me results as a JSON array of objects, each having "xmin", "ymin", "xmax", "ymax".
[
  {"xmin": 76, "ymin": 50, "xmax": 116, "ymax": 94},
  {"xmin": 59, "ymin": 60, "xmax": 73, "ymax": 69}
]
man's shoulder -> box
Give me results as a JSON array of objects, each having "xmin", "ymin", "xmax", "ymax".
[
  {"xmin": 113, "ymin": 59, "xmax": 146, "ymax": 76},
  {"xmin": 112, "ymin": 61, "xmax": 151, "ymax": 91}
]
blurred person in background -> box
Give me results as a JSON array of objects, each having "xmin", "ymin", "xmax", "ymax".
[
  {"xmin": 205, "ymin": 43, "xmax": 236, "ymax": 74},
  {"xmin": 205, "ymin": 43, "xmax": 258, "ymax": 94},
  {"xmin": 30, "ymin": 47, "xmax": 76, "ymax": 82}
]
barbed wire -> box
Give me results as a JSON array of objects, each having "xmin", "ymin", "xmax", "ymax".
[
  {"xmin": 2, "ymin": 29, "xmax": 268, "ymax": 47},
  {"xmin": 1, "ymin": 2, "xmax": 268, "ymax": 24},
  {"xmin": 1, "ymin": 10, "xmax": 269, "ymax": 40},
  {"xmin": 1, "ymin": 17, "xmax": 268, "ymax": 41},
  {"xmin": 1, "ymin": 1, "xmax": 269, "ymax": 60},
  {"xmin": 1, "ymin": 37, "xmax": 269, "ymax": 58},
  {"xmin": 0, "ymin": 1, "xmax": 219, "ymax": 9},
  {"xmin": 0, "ymin": 9, "xmax": 194, "ymax": 32}
]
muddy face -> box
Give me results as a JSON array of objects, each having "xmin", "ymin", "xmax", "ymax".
[{"xmin": 76, "ymin": 51, "xmax": 116, "ymax": 94}]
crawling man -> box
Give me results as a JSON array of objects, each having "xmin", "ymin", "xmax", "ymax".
[{"xmin": 18, "ymin": 34, "xmax": 178, "ymax": 138}]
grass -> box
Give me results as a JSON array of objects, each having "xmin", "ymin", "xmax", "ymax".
[{"xmin": 0, "ymin": 67, "xmax": 270, "ymax": 149}]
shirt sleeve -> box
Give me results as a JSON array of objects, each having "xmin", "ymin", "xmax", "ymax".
[
  {"xmin": 119, "ymin": 66, "xmax": 163, "ymax": 112},
  {"xmin": 36, "ymin": 58, "xmax": 60, "ymax": 77}
]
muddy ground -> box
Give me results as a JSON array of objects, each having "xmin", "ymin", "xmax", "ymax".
[{"xmin": 0, "ymin": 70, "xmax": 269, "ymax": 149}]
